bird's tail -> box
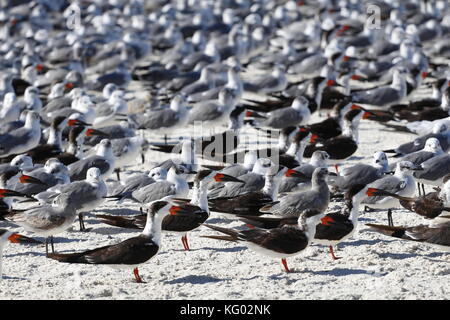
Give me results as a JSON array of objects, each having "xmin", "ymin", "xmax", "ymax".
[
  {"xmin": 47, "ymin": 252, "xmax": 88, "ymax": 263},
  {"xmin": 365, "ymin": 223, "xmax": 406, "ymax": 239},
  {"xmin": 201, "ymin": 224, "xmax": 239, "ymax": 242},
  {"xmin": 96, "ymin": 214, "xmax": 143, "ymax": 229}
]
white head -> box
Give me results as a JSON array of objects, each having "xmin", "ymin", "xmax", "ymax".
[
  {"xmin": 10, "ymin": 155, "xmax": 33, "ymax": 170},
  {"xmin": 3, "ymin": 92, "xmax": 17, "ymax": 107},
  {"xmin": 103, "ymin": 83, "xmax": 118, "ymax": 99},
  {"xmin": 423, "ymin": 138, "xmax": 443, "ymax": 153},
  {"xmin": 291, "ymin": 96, "xmax": 309, "ymax": 111},
  {"xmin": 395, "ymin": 161, "xmax": 422, "ymax": 175},
  {"xmin": 252, "ymin": 158, "xmax": 273, "ymax": 175},
  {"xmin": 372, "ymin": 151, "xmax": 389, "ymax": 171},
  {"xmin": 148, "ymin": 167, "xmax": 167, "ymax": 181},
  {"xmin": 432, "ymin": 122, "xmax": 448, "ymax": 134},
  {"xmin": 243, "ymin": 150, "xmax": 258, "ymax": 170},
  {"xmin": 310, "ymin": 151, "xmax": 330, "ymax": 167},
  {"xmin": 86, "ymin": 167, "xmax": 102, "ymax": 182}
]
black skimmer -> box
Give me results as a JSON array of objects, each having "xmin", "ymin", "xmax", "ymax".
[
  {"xmin": 313, "ymin": 184, "xmax": 368, "ymax": 260},
  {"xmin": 304, "ymin": 101, "xmax": 354, "ymax": 140},
  {"xmin": 366, "ymin": 187, "xmax": 450, "ymax": 220},
  {"xmin": 303, "ymin": 109, "xmax": 364, "ymax": 163},
  {"xmin": 202, "ymin": 208, "xmax": 324, "ymax": 272},
  {"xmin": 208, "ymin": 158, "xmax": 274, "ymax": 199},
  {"xmin": 362, "ymin": 161, "xmax": 423, "ymax": 227},
  {"xmin": 208, "ymin": 167, "xmax": 302, "ymax": 216},
  {"xmin": 99, "ymin": 170, "xmax": 241, "ymax": 250},
  {"xmin": 0, "ymin": 229, "xmax": 42, "ymax": 278},
  {"xmin": 366, "ymin": 220, "xmax": 450, "ymax": 252},
  {"xmin": 48, "ymin": 200, "xmax": 189, "ymax": 283}
]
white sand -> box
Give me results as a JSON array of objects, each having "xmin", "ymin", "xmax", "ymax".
[{"xmin": 0, "ymin": 85, "xmax": 448, "ymax": 300}]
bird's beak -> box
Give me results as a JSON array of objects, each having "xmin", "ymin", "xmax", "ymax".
[
  {"xmin": 320, "ymin": 216, "xmax": 334, "ymax": 226},
  {"xmin": 168, "ymin": 205, "xmax": 193, "ymax": 217},
  {"xmin": 86, "ymin": 128, "xmax": 109, "ymax": 137},
  {"xmin": 285, "ymin": 169, "xmax": 307, "ymax": 178},
  {"xmin": 18, "ymin": 175, "xmax": 48, "ymax": 186},
  {"xmin": 213, "ymin": 173, "xmax": 244, "ymax": 183},
  {"xmin": 0, "ymin": 189, "xmax": 30, "ymax": 198},
  {"xmin": 68, "ymin": 119, "xmax": 91, "ymax": 126},
  {"xmin": 8, "ymin": 233, "xmax": 43, "ymax": 244},
  {"xmin": 245, "ymin": 110, "xmax": 267, "ymax": 119},
  {"xmin": 411, "ymin": 164, "xmax": 424, "ymax": 171}
]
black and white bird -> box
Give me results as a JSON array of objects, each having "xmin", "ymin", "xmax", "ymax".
[{"xmin": 48, "ymin": 201, "xmax": 188, "ymax": 283}]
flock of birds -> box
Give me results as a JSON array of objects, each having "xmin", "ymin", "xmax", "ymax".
[{"xmin": 0, "ymin": 0, "xmax": 450, "ymax": 285}]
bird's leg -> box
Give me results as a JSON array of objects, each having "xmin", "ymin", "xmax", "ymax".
[
  {"xmin": 45, "ymin": 238, "xmax": 49, "ymax": 257},
  {"xmin": 417, "ymin": 182, "xmax": 422, "ymax": 196},
  {"xmin": 281, "ymin": 258, "xmax": 291, "ymax": 272},
  {"xmin": 50, "ymin": 236, "xmax": 55, "ymax": 254},
  {"xmin": 133, "ymin": 267, "xmax": 145, "ymax": 283},
  {"xmin": 79, "ymin": 213, "xmax": 85, "ymax": 231},
  {"xmin": 115, "ymin": 168, "xmax": 121, "ymax": 181},
  {"xmin": 181, "ymin": 235, "xmax": 190, "ymax": 251},
  {"xmin": 329, "ymin": 245, "xmax": 341, "ymax": 260},
  {"xmin": 334, "ymin": 164, "xmax": 339, "ymax": 174},
  {"xmin": 421, "ymin": 183, "xmax": 426, "ymax": 196},
  {"xmin": 141, "ymin": 153, "xmax": 145, "ymax": 164},
  {"xmin": 164, "ymin": 134, "xmax": 167, "ymax": 145},
  {"xmin": 387, "ymin": 209, "xmax": 393, "ymax": 227}
]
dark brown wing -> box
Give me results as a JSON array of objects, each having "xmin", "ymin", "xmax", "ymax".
[
  {"xmin": 314, "ymin": 212, "xmax": 354, "ymax": 241},
  {"xmin": 240, "ymin": 225, "xmax": 308, "ymax": 254},
  {"xmin": 208, "ymin": 192, "xmax": 274, "ymax": 215},
  {"xmin": 49, "ymin": 235, "xmax": 159, "ymax": 265},
  {"xmin": 162, "ymin": 204, "xmax": 208, "ymax": 232}
]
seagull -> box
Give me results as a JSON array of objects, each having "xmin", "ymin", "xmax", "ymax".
[
  {"xmin": 261, "ymin": 167, "xmax": 330, "ymax": 218},
  {"xmin": 68, "ymin": 139, "xmax": 115, "ymax": 181},
  {"xmin": 362, "ymin": 161, "xmax": 423, "ymax": 227},
  {"xmin": 48, "ymin": 200, "xmax": 186, "ymax": 283},
  {"xmin": 0, "ymin": 111, "xmax": 41, "ymax": 158},
  {"xmin": 1, "ymin": 193, "xmax": 77, "ymax": 256},
  {"xmin": 35, "ymin": 167, "xmax": 107, "ymax": 232},
  {"xmin": 328, "ymin": 151, "xmax": 389, "ymax": 192},
  {"xmin": 366, "ymin": 220, "xmax": 450, "ymax": 252}
]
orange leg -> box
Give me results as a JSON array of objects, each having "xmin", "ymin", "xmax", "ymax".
[
  {"xmin": 133, "ymin": 267, "xmax": 145, "ymax": 283},
  {"xmin": 334, "ymin": 164, "xmax": 339, "ymax": 174},
  {"xmin": 181, "ymin": 235, "xmax": 190, "ymax": 251},
  {"xmin": 281, "ymin": 258, "xmax": 291, "ymax": 272},
  {"xmin": 329, "ymin": 245, "xmax": 341, "ymax": 260}
]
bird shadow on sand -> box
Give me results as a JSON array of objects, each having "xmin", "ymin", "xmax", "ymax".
[
  {"xmin": 164, "ymin": 275, "xmax": 229, "ymax": 285},
  {"xmin": 1, "ymin": 275, "xmax": 27, "ymax": 281},
  {"xmin": 4, "ymin": 251, "xmax": 46, "ymax": 258},
  {"xmin": 375, "ymin": 252, "xmax": 417, "ymax": 260},
  {"xmin": 200, "ymin": 246, "xmax": 247, "ymax": 253},
  {"xmin": 307, "ymin": 268, "xmax": 374, "ymax": 277},
  {"xmin": 89, "ymin": 226, "xmax": 140, "ymax": 236}
]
